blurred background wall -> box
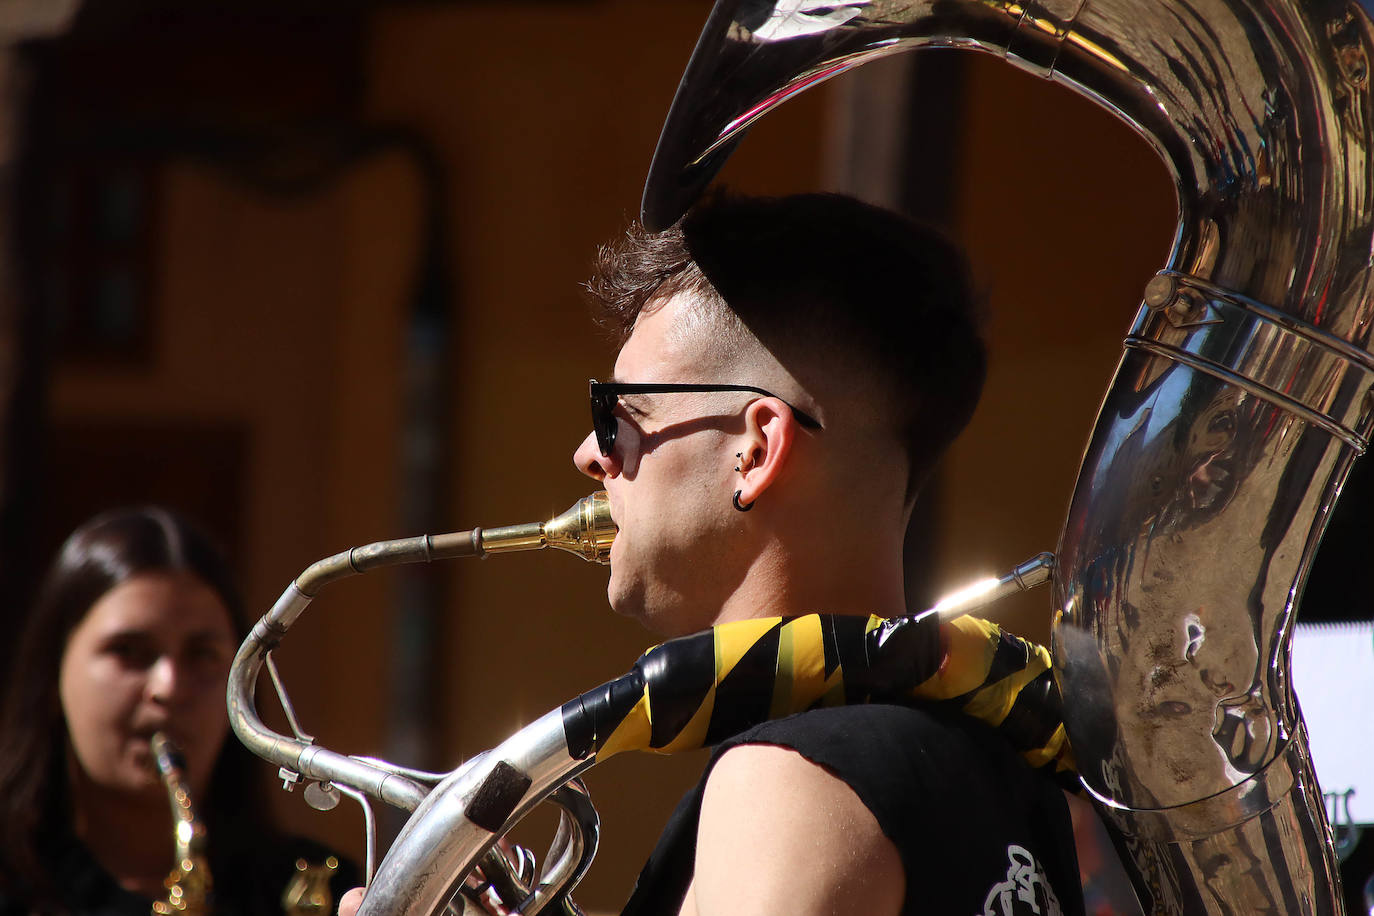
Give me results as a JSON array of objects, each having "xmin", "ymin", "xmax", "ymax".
[{"xmin": 0, "ymin": 1, "xmax": 1366, "ymax": 912}]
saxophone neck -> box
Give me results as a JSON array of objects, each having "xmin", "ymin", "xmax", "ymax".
[{"xmin": 149, "ymin": 732, "xmax": 212, "ymax": 916}]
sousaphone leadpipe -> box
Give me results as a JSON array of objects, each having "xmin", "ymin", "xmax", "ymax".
[
  {"xmin": 228, "ymin": 493, "xmax": 616, "ymax": 914},
  {"xmin": 638, "ymin": 1, "xmax": 1374, "ymax": 913},
  {"xmin": 228, "ymin": 492, "xmax": 615, "ymax": 800}
]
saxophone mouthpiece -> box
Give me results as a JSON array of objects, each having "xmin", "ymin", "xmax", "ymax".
[{"xmin": 150, "ymin": 731, "xmax": 187, "ymax": 776}]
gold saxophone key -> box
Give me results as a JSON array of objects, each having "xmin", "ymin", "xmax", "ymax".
[{"xmin": 281, "ymin": 857, "xmax": 338, "ymax": 916}]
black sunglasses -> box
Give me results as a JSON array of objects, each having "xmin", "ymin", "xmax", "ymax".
[{"xmin": 589, "ymin": 379, "xmax": 822, "ymax": 457}]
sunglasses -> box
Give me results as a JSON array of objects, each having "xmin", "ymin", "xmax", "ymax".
[{"xmin": 589, "ymin": 379, "xmax": 823, "ymax": 457}]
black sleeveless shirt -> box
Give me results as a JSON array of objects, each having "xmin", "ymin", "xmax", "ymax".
[{"xmin": 620, "ymin": 704, "xmax": 1085, "ymax": 916}]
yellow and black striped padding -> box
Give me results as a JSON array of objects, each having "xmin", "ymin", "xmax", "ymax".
[{"xmin": 561, "ymin": 612, "xmax": 1076, "ymax": 789}]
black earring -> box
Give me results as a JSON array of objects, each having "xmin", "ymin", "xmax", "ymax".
[{"xmin": 733, "ymin": 490, "xmax": 754, "ymax": 512}]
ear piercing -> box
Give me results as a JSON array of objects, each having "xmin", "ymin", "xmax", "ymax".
[{"xmin": 732, "ymin": 454, "xmax": 755, "ymax": 511}]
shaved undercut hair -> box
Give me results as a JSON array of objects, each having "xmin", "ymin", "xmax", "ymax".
[{"xmin": 586, "ymin": 191, "xmax": 986, "ymax": 496}]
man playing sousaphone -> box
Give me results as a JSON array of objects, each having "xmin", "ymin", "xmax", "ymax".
[{"xmin": 342, "ymin": 191, "xmax": 1094, "ymax": 915}]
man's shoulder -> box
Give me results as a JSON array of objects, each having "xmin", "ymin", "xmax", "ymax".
[
  {"xmin": 704, "ymin": 704, "xmax": 1031, "ymax": 863},
  {"xmin": 705, "ymin": 704, "xmax": 1086, "ymax": 916},
  {"xmin": 693, "ymin": 742, "xmax": 906, "ymax": 915},
  {"xmin": 625, "ymin": 703, "xmax": 1084, "ymax": 916}
]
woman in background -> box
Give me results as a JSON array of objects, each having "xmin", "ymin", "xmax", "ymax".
[{"xmin": 0, "ymin": 507, "xmax": 354, "ymax": 915}]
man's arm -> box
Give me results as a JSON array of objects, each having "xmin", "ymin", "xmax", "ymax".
[{"xmin": 684, "ymin": 744, "xmax": 905, "ymax": 916}]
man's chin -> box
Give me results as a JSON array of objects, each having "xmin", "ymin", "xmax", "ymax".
[
  {"xmin": 606, "ymin": 572, "xmax": 705, "ymax": 637},
  {"xmin": 605, "ymin": 581, "xmax": 674, "ymax": 635},
  {"xmin": 606, "ymin": 583, "xmax": 645, "ymax": 623}
]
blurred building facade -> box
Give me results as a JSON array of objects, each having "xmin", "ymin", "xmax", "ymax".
[{"xmin": 26, "ymin": 0, "xmax": 1374, "ymax": 910}]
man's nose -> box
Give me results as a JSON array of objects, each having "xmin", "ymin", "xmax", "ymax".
[{"xmin": 573, "ymin": 430, "xmax": 620, "ymax": 480}]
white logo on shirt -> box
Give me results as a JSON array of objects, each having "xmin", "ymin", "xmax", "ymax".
[{"xmin": 979, "ymin": 844, "xmax": 1064, "ymax": 916}]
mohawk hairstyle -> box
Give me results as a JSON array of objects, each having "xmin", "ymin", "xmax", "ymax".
[
  {"xmin": 585, "ymin": 191, "xmax": 986, "ymax": 494},
  {"xmin": 586, "ymin": 222, "xmax": 715, "ymax": 343}
]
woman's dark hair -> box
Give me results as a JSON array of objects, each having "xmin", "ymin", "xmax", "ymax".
[{"xmin": 0, "ymin": 507, "xmax": 274, "ymax": 904}]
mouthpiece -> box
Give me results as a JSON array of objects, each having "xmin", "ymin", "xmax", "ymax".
[{"xmin": 477, "ymin": 490, "xmax": 615, "ymax": 564}]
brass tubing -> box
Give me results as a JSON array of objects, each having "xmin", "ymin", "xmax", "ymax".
[
  {"xmin": 295, "ymin": 532, "xmax": 484, "ymax": 598},
  {"xmin": 479, "ymin": 523, "xmax": 548, "ymax": 553}
]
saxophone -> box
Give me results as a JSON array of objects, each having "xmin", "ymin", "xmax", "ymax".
[
  {"xmin": 149, "ymin": 733, "xmax": 212, "ymax": 916},
  {"xmin": 148, "ymin": 733, "xmax": 339, "ymax": 916}
]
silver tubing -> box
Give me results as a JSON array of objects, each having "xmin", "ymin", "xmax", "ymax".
[
  {"xmin": 525, "ymin": 781, "xmax": 598, "ymax": 916},
  {"xmin": 357, "ymin": 709, "xmax": 594, "ymax": 916},
  {"xmin": 919, "ymin": 552, "xmax": 1055, "ymax": 621},
  {"xmin": 349, "ymin": 756, "xmax": 454, "ymax": 787},
  {"xmin": 334, "ymin": 782, "xmax": 378, "ymax": 886},
  {"xmin": 264, "ymin": 652, "xmax": 313, "ymax": 744},
  {"xmin": 227, "ymin": 590, "xmax": 431, "ymax": 813}
]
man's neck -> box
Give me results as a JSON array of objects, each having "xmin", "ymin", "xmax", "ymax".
[{"xmin": 711, "ymin": 533, "xmax": 908, "ymax": 625}]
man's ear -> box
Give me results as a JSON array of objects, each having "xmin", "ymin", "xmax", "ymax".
[{"xmin": 736, "ymin": 397, "xmax": 797, "ymax": 507}]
